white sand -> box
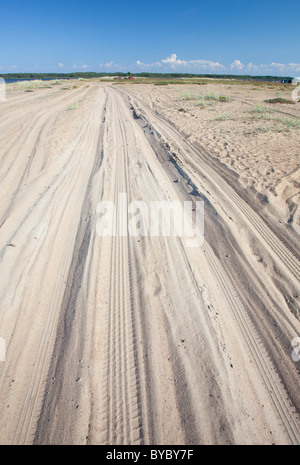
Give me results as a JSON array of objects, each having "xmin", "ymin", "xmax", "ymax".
[{"xmin": 0, "ymin": 80, "xmax": 299, "ymax": 445}]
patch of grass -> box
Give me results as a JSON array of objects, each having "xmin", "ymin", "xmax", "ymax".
[
  {"xmin": 255, "ymin": 124, "xmax": 270, "ymax": 133},
  {"xmin": 115, "ymin": 78, "xmax": 208, "ymax": 86},
  {"xmin": 14, "ymin": 79, "xmax": 43, "ymax": 90},
  {"xmin": 252, "ymin": 103, "xmax": 267, "ymax": 113},
  {"xmin": 195, "ymin": 98, "xmax": 206, "ymax": 108},
  {"xmin": 252, "ymin": 116, "xmax": 300, "ymax": 132},
  {"xmin": 215, "ymin": 112, "xmax": 232, "ymax": 121},
  {"xmin": 157, "ymin": 79, "xmax": 207, "ymax": 85},
  {"xmin": 177, "ymin": 90, "xmax": 229, "ymax": 103},
  {"xmin": 13, "ymin": 79, "xmax": 63, "ymax": 91},
  {"xmin": 191, "ymin": 93, "xmax": 230, "ymax": 108},
  {"xmin": 178, "ymin": 91, "xmax": 194, "ymax": 100},
  {"xmin": 251, "ymin": 103, "xmax": 273, "ymax": 121},
  {"xmin": 203, "ymin": 91, "xmax": 220, "ymax": 100},
  {"xmin": 218, "ymin": 95, "xmax": 230, "ymax": 102},
  {"xmin": 66, "ymin": 102, "xmax": 79, "ymax": 111},
  {"xmin": 208, "ymin": 101, "xmax": 217, "ymax": 110},
  {"xmin": 201, "ymin": 92, "xmax": 230, "ymax": 102},
  {"xmin": 278, "ymin": 117, "xmax": 300, "ymax": 130}
]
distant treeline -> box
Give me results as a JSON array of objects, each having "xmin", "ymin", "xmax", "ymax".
[
  {"xmin": 131, "ymin": 73, "xmax": 293, "ymax": 82},
  {"xmin": 0, "ymin": 72, "xmax": 293, "ymax": 82}
]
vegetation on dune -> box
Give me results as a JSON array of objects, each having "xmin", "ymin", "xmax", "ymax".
[
  {"xmin": 252, "ymin": 103, "xmax": 269, "ymax": 114},
  {"xmin": 178, "ymin": 91, "xmax": 230, "ymax": 106},
  {"xmin": 203, "ymin": 92, "xmax": 230, "ymax": 102},
  {"xmin": 278, "ymin": 117, "xmax": 300, "ymax": 130},
  {"xmin": 66, "ymin": 102, "xmax": 79, "ymax": 111},
  {"xmin": 215, "ymin": 112, "xmax": 232, "ymax": 121},
  {"xmin": 9, "ymin": 79, "xmax": 63, "ymax": 91},
  {"xmin": 250, "ymin": 103, "xmax": 300, "ymax": 131}
]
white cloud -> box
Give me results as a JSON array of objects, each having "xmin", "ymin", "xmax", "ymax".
[
  {"xmin": 270, "ymin": 62, "xmax": 285, "ymax": 68},
  {"xmin": 258, "ymin": 62, "xmax": 286, "ymax": 72},
  {"xmin": 252, "ymin": 62, "xmax": 300, "ymax": 75},
  {"xmin": 137, "ymin": 53, "xmax": 225, "ymax": 71},
  {"xmin": 230, "ymin": 59, "xmax": 244, "ymax": 70},
  {"xmin": 99, "ymin": 61, "xmax": 124, "ymax": 70},
  {"xmin": 288, "ymin": 63, "xmax": 300, "ymax": 72},
  {"xmin": 161, "ymin": 53, "xmax": 181, "ymax": 65},
  {"xmin": 136, "ymin": 60, "xmax": 162, "ymax": 68},
  {"xmin": 191, "ymin": 59, "xmax": 224, "ymax": 70},
  {"xmin": 246, "ymin": 62, "xmax": 258, "ymax": 71},
  {"xmin": 104, "ymin": 61, "xmax": 115, "ymax": 69},
  {"xmin": 58, "ymin": 62, "xmax": 64, "ymax": 68},
  {"xmin": 136, "ymin": 54, "xmax": 300, "ymax": 76},
  {"xmin": 73, "ymin": 63, "xmax": 89, "ymax": 69}
]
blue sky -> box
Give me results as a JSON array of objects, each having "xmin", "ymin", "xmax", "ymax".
[{"xmin": 1, "ymin": 0, "xmax": 299, "ymax": 76}]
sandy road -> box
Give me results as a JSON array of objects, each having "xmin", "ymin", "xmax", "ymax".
[{"xmin": 0, "ymin": 82, "xmax": 299, "ymax": 445}]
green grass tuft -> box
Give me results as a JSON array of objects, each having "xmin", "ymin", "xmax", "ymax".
[
  {"xmin": 278, "ymin": 117, "xmax": 300, "ymax": 130},
  {"xmin": 66, "ymin": 102, "xmax": 79, "ymax": 111},
  {"xmin": 215, "ymin": 112, "xmax": 232, "ymax": 121}
]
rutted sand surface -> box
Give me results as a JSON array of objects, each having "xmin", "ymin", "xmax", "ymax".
[
  {"xmin": 0, "ymin": 80, "xmax": 299, "ymax": 445},
  {"xmin": 126, "ymin": 82, "xmax": 300, "ymax": 231}
]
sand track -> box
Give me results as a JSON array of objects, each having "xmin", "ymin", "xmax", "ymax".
[{"xmin": 0, "ymin": 82, "xmax": 299, "ymax": 445}]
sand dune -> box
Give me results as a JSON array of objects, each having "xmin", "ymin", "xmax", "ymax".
[{"xmin": 0, "ymin": 80, "xmax": 299, "ymax": 444}]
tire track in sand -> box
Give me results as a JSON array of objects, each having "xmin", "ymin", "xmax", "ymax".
[
  {"xmin": 10, "ymin": 87, "xmax": 106, "ymax": 445},
  {"xmin": 204, "ymin": 242, "xmax": 300, "ymax": 445},
  {"xmin": 120, "ymin": 89, "xmax": 300, "ymax": 284},
  {"xmin": 102, "ymin": 90, "xmax": 148, "ymax": 444},
  {"xmin": 116, "ymin": 87, "xmax": 300, "ymax": 444}
]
